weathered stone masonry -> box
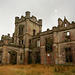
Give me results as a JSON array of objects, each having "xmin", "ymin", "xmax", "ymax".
[{"xmin": 0, "ymin": 11, "xmax": 75, "ymax": 65}]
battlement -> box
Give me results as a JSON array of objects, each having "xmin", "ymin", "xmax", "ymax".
[
  {"xmin": 1, "ymin": 33, "xmax": 12, "ymax": 40},
  {"xmin": 15, "ymin": 11, "xmax": 42, "ymax": 26},
  {"xmin": 39, "ymin": 18, "xmax": 75, "ymax": 36}
]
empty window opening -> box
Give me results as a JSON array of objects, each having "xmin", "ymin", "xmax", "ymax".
[
  {"xmin": 19, "ymin": 26, "xmax": 24, "ymax": 35},
  {"xmin": 19, "ymin": 40, "xmax": 21, "ymax": 45},
  {"xmin": 33, "ymin": 29, "xmax": 36, "ymax": 36},
  {"xmin": 64, "ymin": 31, "xmax": 70, "ymax": 41},
  {"xmin": 65, "ymin": 23, "xmax": 67, "ymax": 27},
  {"xmin": 67, "ymin": 32, "xmax": 70, "ymax": 36},
  {"xmin": 22, "ymin": 28, "xmax": 23, "ymax": 33},
  {"xmin": 45, "ymin": 38, "xmax": 53, "ymax": 53},
  {"xmin": 37, "ymin": 40, "xmax": 40, "ymax": 47},
  {"xmin": 29, "ymin": 39, "xmax": 31, "ymax": 49},
  {"xmin": 22, "ymin": 40, "xmax": 23, "ymax": 45},
  {"xmin": 65, "ymin": 48, "xmax": 72, "ymax": 62}
]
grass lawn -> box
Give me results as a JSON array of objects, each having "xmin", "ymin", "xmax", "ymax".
[{"xmin": 0, "ymin": 64, "xmax": 75, "ymax": 75}]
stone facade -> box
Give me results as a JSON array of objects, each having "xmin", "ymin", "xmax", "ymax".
[{"xmin": 0, "ymin": 11, "xmax": 75, "ymax": 65}]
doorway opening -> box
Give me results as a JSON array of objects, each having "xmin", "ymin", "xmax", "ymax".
[{"xmin": 9, "ymin": 51, "xmax": 17, "ymax": 64}]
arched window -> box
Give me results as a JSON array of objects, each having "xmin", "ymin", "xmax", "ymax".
[{"xmin": 65, "ymin": 23, "xmax": 67, "ymax": 27}]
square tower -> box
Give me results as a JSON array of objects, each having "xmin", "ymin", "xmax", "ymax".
[{"xmin": 13, "ymin": 11, "xmax": 42, "ymax": 48}]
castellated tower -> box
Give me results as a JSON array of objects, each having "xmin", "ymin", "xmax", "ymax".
[
  {"xmin": 13, "ymin": 11, "xmax": 42, "ymax": 64},
  {"xmin": 14, "ymin": 11, "xmax": 42, "ymax": 47}
]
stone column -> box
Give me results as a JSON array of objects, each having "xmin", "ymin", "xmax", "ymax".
[
  {"xmin": 53, "ymin": 44, "xmax": 58, "ymax": 64},
  {"xmin": 17, "ymin": 52, "xmax": 20, "ymax": 64},
  {"xmin": 40, "ymin": 46, "xmax": 46, "ymax": 64},
  {"xmin": 7, "ymin": 53, "xmax": 10, "ymax": 64},
  {"xmin": 38, "ymin": 19, "xmax": 42, "ymax": 33},
  {"xmin": 2, "ymin": 40, "xmax": 8, "ymax": 64},
  {"xmin": 22, "ymin": 53, "xmax": 24, "ymax": 64},
  {"xmin": 24, "ymin": 48, "xmax": 29, "ymax": 64},
  {"xmin": 53, "ymin": 31, "xmax": 59, "ymax": 64},
  {"xmin": 40, "ymin": 37, "xmax": 47, "ymax": 64}
]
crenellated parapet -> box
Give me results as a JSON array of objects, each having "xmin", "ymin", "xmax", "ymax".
[
  {"xmin": 15, "ymin": 11, "xmax": 42, "ymax": 26},
  {"xmin": 38, "ymin": 19, "xmax": 42, "ymax": 25},
  {"xmin": 40, "ymin": 28, "xmax": 53, "ymax": 36},
  {"xmin": 1, "ymin": 34, "xmax": 12, "ymax": 44},
  {"xmin": 31, "ymin": 17, "xmax": 75, "ymax": 39}
]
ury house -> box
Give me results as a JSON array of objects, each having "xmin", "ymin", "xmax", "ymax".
[{"xmin": 0, "ymin": 11, "xmax": 75, "ymax": 65}]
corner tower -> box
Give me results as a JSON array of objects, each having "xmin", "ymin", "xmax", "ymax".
[
  {"xmin": 13, "ymin": 11, "xmax": 42, "ymax": 64},
  {"xmin": 13, "ymin": 11, "xmax": 42, "ymax": 46}
]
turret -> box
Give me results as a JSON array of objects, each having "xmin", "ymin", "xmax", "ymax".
[
  {"xmin": 1, "ymin": 35, "xmax": 4, "ymax": 40},
  {"xmin": 25, "ymin": 11, "xmax": 30, "ymax": 18},
  {"xmin": 38, "ymin": 19, "xmax": 42, "ymax": 33},
  {"xmin": 8, "ymin": 33, "xmax": 10, "ymax": 37},
  {"xmin": 15, "ymin": 17, "xmax": 19, "ymax": 23},
  {"xmin": 38, "ymin": 19, "xmax": 42, "ymax": 25},
  {"xmin": 31, "ymin": 15, "xmax": 37, "ymax": 22}
]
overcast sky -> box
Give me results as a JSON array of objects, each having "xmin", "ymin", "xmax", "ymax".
[{"xmin": 0, "ymin": 0, "xmax": 75, "ymax": 39}]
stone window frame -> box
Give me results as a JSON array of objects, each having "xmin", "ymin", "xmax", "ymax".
[
  {"xmin": 33, "ymin": 29, "xmax": 36, "ymax": 36},
  {"xmin": 64, "ymin": 31, "xmax": 71, "ymax": 41},
  {"xmin": 29, "ymin": 39, "xmax": 31, "ymax": 49},
  {"xmin": 37, "ymin": 40, "xmax": 40, "ymax": 47},
  {"xmin": 19, "ymin": 25, "xmax": 24, "ymax": 35},
  {"xmin": 65, "ymin": 23, "xmax": 67, "ymax": 27},
  {"xmin": 65, "ymin": 47, "xmax": 73, "ymax": 63},
  {"xmin": 45, "ymin": 37, "xmax": 53, "ymax": 53},
  {"xmin": 22, "ymin": 40, "xmax": 23, "ymax": 45},
  {"xmin": 19, "ymin": 39, "xmax": 24, "ymax": 46},
  {"xmin": 67, "ymin": 31, "xmax": 70, "ymax": 36}
]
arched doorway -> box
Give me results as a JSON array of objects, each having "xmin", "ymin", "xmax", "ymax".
[{"xmin": 9, "ymin": 51, "xmax": 17, "ymax": 64}]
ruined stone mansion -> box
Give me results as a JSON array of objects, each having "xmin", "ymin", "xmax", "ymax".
[{"xmin": 0, "ymin": 11, "xmax": 75, "ymax": 65}]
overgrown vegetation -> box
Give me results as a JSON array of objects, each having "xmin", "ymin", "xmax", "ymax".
[
  {"xmin": 54, "ymin": 65, "xmax": 75, "ymax": 75},
  {"xmin": 0, "ymin": 64, "xmax": 75, "ymax": 75}
]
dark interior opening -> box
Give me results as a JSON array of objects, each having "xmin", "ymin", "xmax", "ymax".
[{"xmin": 65, "ymin": 48, "xmax": 72, "ymax": 63}]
